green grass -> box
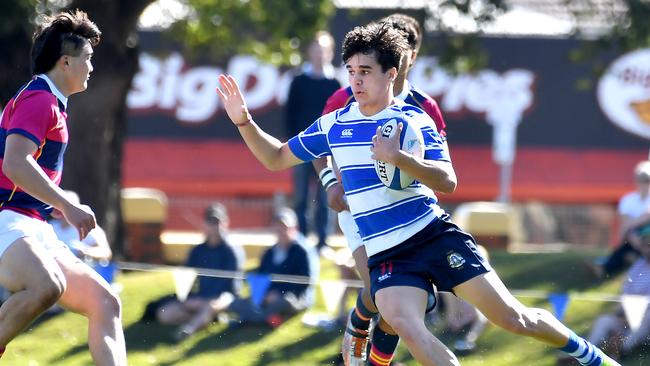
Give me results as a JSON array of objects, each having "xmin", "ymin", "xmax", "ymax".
[{"xmin": 4, "ymin": 248, "xmax": 648, "ymax": 365}]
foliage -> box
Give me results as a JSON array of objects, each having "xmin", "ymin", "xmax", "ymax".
[{"xmin": 170, "ymin": 0, "xmax": 335, "ymax": 65}]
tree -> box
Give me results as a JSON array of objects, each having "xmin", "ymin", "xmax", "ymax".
[{"xmin": 0, "ymin": 0, "xmax": 334, "ymax": 256}]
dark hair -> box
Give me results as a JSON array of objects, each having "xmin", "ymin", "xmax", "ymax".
[
  {"xmin": 341, "ymin": 22, "xmax": 409, "ymax": 73},
  {"xmin": 31, "ymin": 10, "xmax": 101, "ymax": 75},
  {"xmin": 380, "ymin": 13, "xmax": 422, "ymax": 53}
]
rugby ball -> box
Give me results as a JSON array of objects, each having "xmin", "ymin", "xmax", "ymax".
[{"xmin": 374, "ymin": 118, "xmax": 424, "ymax": 190}]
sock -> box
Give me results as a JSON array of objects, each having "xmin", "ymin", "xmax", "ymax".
[
  {"xmin": 350, "ymin": 291, "xmax": 376, "ymax": 331},
  {"xmin": 560, "ymin": 331, "xmax": 617, "ymax": 366},
  {"xmin": 368, "ymin": 326, "xmax": 399, "ymax": 366}
]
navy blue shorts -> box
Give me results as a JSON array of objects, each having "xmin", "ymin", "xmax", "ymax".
[{"xmin": 368, "ymin": 215, "xmax": 491, "ymax": 301}]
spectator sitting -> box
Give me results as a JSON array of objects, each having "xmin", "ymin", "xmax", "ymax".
[
  {"xmin": 155, "ymin": 202, "xmax": 245, "ymax": 341},
  {"xmin": 49, "ymin": 191, "xmax": 112, "ymax": 278},
  {"xmin": 585, "ymin": 254, "xmax": 650, "ymax": 360},
  {"xmin": 228, "ymin": 207, "xmax": 318, "ymax": 328}
]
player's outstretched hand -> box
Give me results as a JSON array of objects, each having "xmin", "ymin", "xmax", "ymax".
[
  {"xmin": 61, "ymin": 202, "xmax": 96, "ymax": 241},
  {"xmin": 371, "ymin": 123, "xmax": 402, "ymax": 165},
  {"xmin": 216, "ymin": 74, "xmax": 252, "ymax": 126}
]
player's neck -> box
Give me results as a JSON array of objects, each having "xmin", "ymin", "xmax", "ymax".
[
  {"xmin": 45, "ymin": 69, "xmax": 72, "ymax": 97},
  {"xmin": 393, "ymin": 75, "xmax": 408, "ymax": 97}
]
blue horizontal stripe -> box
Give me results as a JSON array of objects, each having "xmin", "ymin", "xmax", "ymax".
[
  {"xmin": 6, "ymin": 128, "xmax": 41, "ymax": 148},
  {"xmin": 362, "ymin": 207, "xmax": 434, "ymax": 242},
  {"xmin": 346, "ymin": 183, "xmax": 384, "ymax": 196},
  {"xmin": 340, "ymin": 168, "xmax": 380, "ymax": 192},
  {"xmin": 339, "ymin": 163, "xmax": 374, "ymax": 172},
  {"xmin": 0, "ymin": 189, "xmax": 51, "ymax": 218},
  {"xmin": 37, "ymin": 139, "xmax": 66, "ymax": 171},
  {"xmin": 330, "ymin": 142, "xmax": 373, "ymax": 148},
  {"xmin": 353, "ymin": 194, "xmax": 428, "ymax": 219}
]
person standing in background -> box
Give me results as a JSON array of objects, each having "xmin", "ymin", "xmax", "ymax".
[{"xmin": 285, "ymin": 31, "xmax": 341, "ymax": 252}]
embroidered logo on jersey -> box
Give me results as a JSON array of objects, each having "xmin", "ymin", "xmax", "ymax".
[
  {"xmin": 341, "ymin": 128, "xmax": 354, "ymax": 138},
  {"xmin": 447, "ymin": 252, "xmax": 465, "ymax": 269},
  {"xmin": 377, "ymin": 261, "xmax": 393, "ymax": 282}
]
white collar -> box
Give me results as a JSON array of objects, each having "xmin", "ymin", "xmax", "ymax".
[{"xmin": 37, "ymin": 74, "xmax": 68, "ymax": 109}]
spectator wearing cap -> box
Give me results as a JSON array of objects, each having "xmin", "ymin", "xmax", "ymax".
[
  {"xmin": 590, "ymin": 161, "xmax": 650, "ymax": 279},
  {"xmin": 227, "ymin": 207, "xmax": 318, "ymax": 328},
  {"xmin": 156, "ymin": 202, "xmax": 245, "ymax": 340}
]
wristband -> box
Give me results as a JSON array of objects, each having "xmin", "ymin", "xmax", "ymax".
[
  {"xmin": 319, "ymin": 167, "xmax": 338, "ymax": 191},
  {"xmin": 235, "ymin": 118, "xmax": 251, "ymax": 127}
]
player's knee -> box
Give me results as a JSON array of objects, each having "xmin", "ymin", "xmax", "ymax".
[
  {"xmin": 384, "ymin": 314, "xmax": 421, "ymax": 340},
  {"xmin": 100, "ymin": 289, "xmax": 122, "ymax": 318}
]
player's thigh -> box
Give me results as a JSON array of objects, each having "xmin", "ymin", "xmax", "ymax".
[
  {"xmin": 352, "ymin": 245, "xmax": 370, "ymax": 289},
  {"xmin": 0, "ymin": 236, "xmax": 65, "ymax": 293},
  {"xmin": 54, "ymin": 250, "xmax": 119, "ymax": 315},
  {"xmin": 452, "ymin": 271, "xmax": 525, "ymax": 326},
  {"xmin": 375, "ymin": 285, "xmax": 428, "ymax": 327}
]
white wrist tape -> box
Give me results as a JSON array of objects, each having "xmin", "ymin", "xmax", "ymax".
[{"xmin": 319, "ymin": 167, "xmax": 338, "ymax": 191}]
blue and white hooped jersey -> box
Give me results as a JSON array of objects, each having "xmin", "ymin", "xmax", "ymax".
[{"xmin": 287, "ymin": 100, "xmax": 450, "ymax": 256}]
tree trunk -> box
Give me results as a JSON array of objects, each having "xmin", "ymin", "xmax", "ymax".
[{"xmin": 62, "ymin": 0, "xmax": 154, "ymax": 256}]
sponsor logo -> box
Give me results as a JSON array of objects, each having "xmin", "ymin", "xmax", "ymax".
[
  {"xmin": 341, "ymin": 128, "xmax": 354, "ymax": 137},
  {"xmin": 447, "ymin": 252, "xmax": 466, "ymax": 269},
  {"xmin": 597, "ymin": 48, "xmax": 650, "ymax": 139}
]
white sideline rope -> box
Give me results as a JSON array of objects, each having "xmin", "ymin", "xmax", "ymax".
[
  {"xmin": 118, "ymin": 261, "xmax": 364, "ymax": 288},
  {"xmin": 116, "ymin": 261, "xmax": 639, "ymax": 303}
]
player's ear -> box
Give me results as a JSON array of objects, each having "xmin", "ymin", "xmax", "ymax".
[
  {"xmin": 388, "ymin": 67, "xmax": 397, "ymax": 81},
  {"xmin": 410, "ymin": 50, "xmax": 418, "ymax": 66}
]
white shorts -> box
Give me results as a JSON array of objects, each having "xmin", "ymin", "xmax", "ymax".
[
  {"xmin": 0, "ymin": 210, "xmax": 69, "ymax": 259},
  {"xmin": 338, "ymin": 210, "xmax": 364, "ymax": 253}
]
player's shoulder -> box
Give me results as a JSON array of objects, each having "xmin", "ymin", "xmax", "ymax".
[
  {"xmin": 408, "ymin": 84, "xmax": 435, "ymax": 101},
  {"xmin": 332, "ymin": 86, "xmax": 353, "ymax": 98}
]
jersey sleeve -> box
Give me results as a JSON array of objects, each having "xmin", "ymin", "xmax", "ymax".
[
  {"xmin": 7, "ymin": 92, "xmax": 55, "ymax": 147},
  {"xmin": 420, "ymin": 97, "xmax": 447, "ymax": 138},
  {"xmin": 287, "ymin": 116, "xmax": 331, "ymax": 162},
  {"xmin": 322, "ymin": 87, "xmax": 353, "ymax": 115},
  {"xmin": 415, "ymin": 112, "xmax": 451, "ymax": 162}
]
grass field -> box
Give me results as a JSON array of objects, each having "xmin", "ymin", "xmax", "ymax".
[{"xmin": 3, "ymin": 248, "xmax": 648, "ymax": 365}]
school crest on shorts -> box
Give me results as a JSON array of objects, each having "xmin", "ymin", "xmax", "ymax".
[{"xmin": 447, "ymin": 252, "xmax": 465, "ymax": 269}]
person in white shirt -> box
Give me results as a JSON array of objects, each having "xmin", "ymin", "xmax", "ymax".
[{"xmin": 591, "ymin": 161, "xmax": 650, "ymax": 279}]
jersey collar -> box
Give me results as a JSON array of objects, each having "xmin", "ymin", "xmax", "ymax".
[{"xmin": 37, "ymin": 74, "xmax": 68, "ymax": 110}]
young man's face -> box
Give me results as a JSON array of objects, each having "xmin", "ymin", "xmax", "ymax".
[
  {"xmin": 346, "ymin": 52, "xmax": 395, "ymax": 110},
  {"xmin": 64, "ymin": 42, "xmax": 94, "ymax": 94}
]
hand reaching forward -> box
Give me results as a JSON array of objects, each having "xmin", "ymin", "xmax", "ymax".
[
  {"xmin": 216, "ymin": 74, "xmax": 252, "ymax": 126},
  {"xmin": 61, "ymin": 202, "xmax": 96, "ymax": 241}
]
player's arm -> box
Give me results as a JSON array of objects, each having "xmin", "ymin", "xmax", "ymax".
[
  {"xmin": 370, "ymin": 124, "xmax": 456, "ymax": 193},
  {"xmin": 216, "ymin": 74, "xmax": 302, "ymax": 171},
  {"xmin": 313, "ymin": 157, "xmax": 348, "ymax": 212},
  {"xmin": 3, "ymin": 134, "xmax": 96, "ymax": 238}
]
